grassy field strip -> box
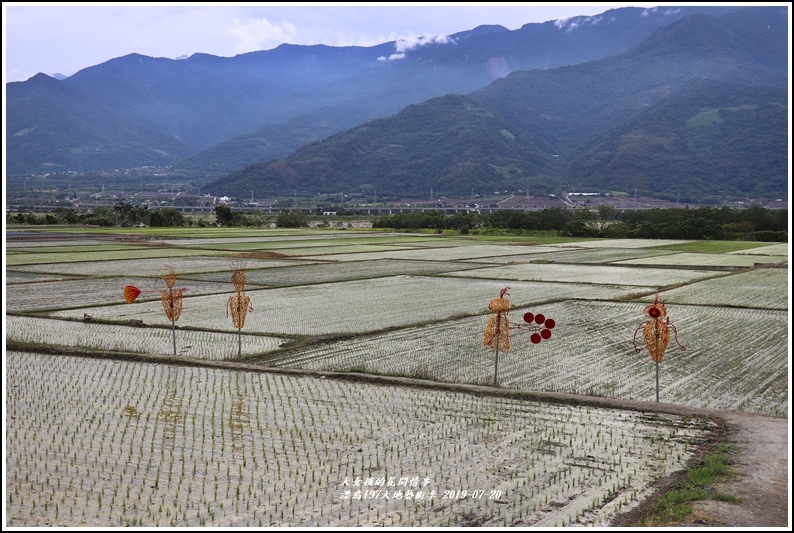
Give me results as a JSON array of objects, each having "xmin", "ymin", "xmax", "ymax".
[
  {"xmin": 460, "ymin": 248, "xmax": 680, "ymax": 265},
  {"xmin": 49, "ymin": 276, "xmax": 644, "ymax": 336},
  {"xmin": 726, "ymin": 243, "xmax": 789, "ymax": 256},
  {"xmin": 262, "ymin": 301, "xmax": 787, "ymax": 417},
  {"xmin": 260, "ymin": 244, "xmax": 430, "ymax": 256},
  {"xmin": 186, "ymin": 259, "xmax": 489, "ymax": 287},
  {"xmin": 4, "ymin": 248, "xmax": 238, "ymax": 266},
  {"xmin": 169, "ymin": 236, "xmax": 444, "ymax": 250},
  {"xmin": 300, "ymin": 244, "xmax": 570, "ymax": 262},
  {"xmin": 6, "ymin": 240, "xmax": 130, "ymax": 249},
  {"xmin": 8, "ymin": 256, "xmax": 313, "ymax": 276},
  {"xmin": 5, "ymin": 277, "xmax": 232, "ymax": 313},
  {"xmin": 6, "ymin": 351, "xmax": 713, "ymax": 527},
  {"xmin": 377, "ymin": 239, "xmax": 489, "ymax": 248},
  {"xmin": 634, "ymin": 268, "xmax": 788, "ymax": 309},
  {"xmin": 6, "ymin": 318, "xmax": 286, "ymax": 359},
  {"xmin": 5, "ymin": 238, "xmax": 115, "ymax": 250},
  {"xmin": 546, "ymin": 239, "xmax": 695, "ymax": 249},
  {"xmin": 158, "ymin": 233, "xmax": 426, "ymax": 246},
  {"xmin": 444, "ymin": 263, "xmax": 718, "ymax": 287},
  {"xmin": 6, "ymin": 271, "xmax": 80, "ymax": 284},
  {"xmin": 176, "ymin": 241, "xmax": 422, "ymax": 253},
  {"xmin": 5, "ymin": 244, "xmax": 153, "ymax": 254},
  {"xmin": 81, "ymin": 228, "xmax": 364, "ymax": 238},
  {"xmin": 614, "ymin": 252, "xmax": 785, "ymax": 268}
]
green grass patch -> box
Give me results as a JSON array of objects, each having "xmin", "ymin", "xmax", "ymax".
[{"xmin": 637, "ymin": 444, "xmax": 739, "ymax": 526}]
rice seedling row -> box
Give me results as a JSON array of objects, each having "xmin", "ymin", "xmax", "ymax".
[
  {"xmin": 10, "ymin": 256, "xmax": 310, "ymax": 277},
  {"xmin": 5, "ymin": 277, "xmax": 232, "ymax": 313},
  {"xmin": 615, "ymin": 252, "xmax": 785, "ymax": 268},
  {"xmin": 446, "ymin": 262, "xmax": 720, "ymax": 287},
  {"xmin": 546, "ymin": 239, "xmax": 695, "ymax": 249},
  {"xmin": 262, "ymin": 301, "xmax": 787, "ymax": 417},
  {"xmin": 301, "ymin": 244, "xmax": 562, "ymax": 262},
  {"xmin": 459, "ymin": 248, "xmax": 678, "ymax": 265},
  {"xmin": 726, "ymin": 243, "xmax": 789, "ymax": 256},
  {"xmin": 6, "ymin": 316, "xmax": 287, "ymax": 359},
  {"xmin": 6, "ymin": 270, "xmax": 79, "ymax": 284},
  {"xmin": 49, "ymin": 276, "xmax": 642, "ymax": 336},
  {"xmin": 6, "ymin": 351, "xmax": 714, "ymax": 527},
  {"xmin": 4, "ymin": 247, "xmax": 234, "ymax": 266},
  {"xmin": 634, "ymin": 268, "xmax": 788, "ymax": 309},
  {"xmin": 186, "ymin": 259, "xmax": 488, "ymax": 287}
]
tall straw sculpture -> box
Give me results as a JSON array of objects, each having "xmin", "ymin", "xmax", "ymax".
[
  {"xmin": 124, "ymin": 265, "xmax": 190, "ymax": 356},
  {"xmin": 483, "ymin": 286, "xmax": 556, "ymax": 385},
  {"xmin": 633, "ymin": 294, "xmax": 686, "ymax": 402},
  {"xmin": 227, "ymin": 260, "xmax": 253, "ymax": 357}
]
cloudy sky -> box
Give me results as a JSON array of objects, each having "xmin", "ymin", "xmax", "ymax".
[{"xmin": 3, "ymin": 2, "xmax": 668, "ymax": 83}]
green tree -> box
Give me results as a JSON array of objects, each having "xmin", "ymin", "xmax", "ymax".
[
  {"xmin": 114, "ymin": 201, "xmax": 134, "ymax": 225},
  {"xmin": 276, "ymin": 209, "xmax": 307, "ymax": 228},
  {"xmin": 597, "ymin": 204, "xmax": 616, "ymax": 230},
  {"xmin": 215, "ymin": 205, "xmax": 235, "ymax": 227}
]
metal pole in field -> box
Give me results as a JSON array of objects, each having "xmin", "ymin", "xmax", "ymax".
[
  {"xmin": 238, "ymin": 295, "xmax": 243, "ymax": 358},
  {"xmin": 171, "ymin": 317, "xmax": 177, "ymax": 356},
  {"xmin": 655, "ymin": 362, "xmax": 660, "ymax": 402},
  {"xmin": 169, "ymin": 287, "xmax": 177, "ymax": 356},
  {"xmin": 493, "ymin": 328, "xmax": 500, "ymax": 386}
]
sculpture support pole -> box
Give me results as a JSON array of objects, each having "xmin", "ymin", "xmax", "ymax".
[
  {"xmin": 170, "ymin": 288, "xmax": 177, "ymax": 356},
  {"xmin": 238, "ymin": 295, "xmax": 243, "ymax": 358},
  {"xmin": 655, "ymin": 361, "xmax": 660, "ymax": 402},
  {"xmin": 171, "ymin": 317, "xmax": 177, "ymax": 356},
  {"xmin": 494, "ymin": 338, "xmax": 499, "ymax": 386}
]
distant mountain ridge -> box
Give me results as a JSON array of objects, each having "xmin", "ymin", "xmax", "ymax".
[
  {"xmin": 7, "ymin": 5, "xmax": 756, "ymax": 177},
  {"xmin": 203, "ymin": 6, "xmax": 788, "ymax": 201}
]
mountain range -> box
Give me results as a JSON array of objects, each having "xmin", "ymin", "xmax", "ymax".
[{"xmin": 5, "ymin": 5, "xmax": 789, "ymax": 201}]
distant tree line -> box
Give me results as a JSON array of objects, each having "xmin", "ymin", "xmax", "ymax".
[
  {"xmin": 6, "ymin": 202, "xmax": 189, "ymax": 228},
  {"xmin": 213, "ymin": 205, "xmax": 306, "ymax": 228},
  {"xmin": 372, "ymin": 206, "xmax": 788, "ymax": 242},
  {"xmin": 8, "ymin": 203, "xmax": 786, "ymax": 242}
]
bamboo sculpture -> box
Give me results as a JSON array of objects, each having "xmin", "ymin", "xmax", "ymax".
[
  {"xmin": 227, "ymin": 260, "xmax": 253, "ymax": 357},
  {"xmin": 124, "ymin": 265, "xmax": 189, "ymax": 356},
  {"xmin": 633, "ymin": 294, "xmax": 686, "ymax": 401},
  {"xmin": 484, "ymin": 286, "xmax": 557, "ymax": 386}
]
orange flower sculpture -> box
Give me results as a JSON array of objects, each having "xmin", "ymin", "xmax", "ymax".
[
  {"xmin": 227, "ymin": 261, "xmax": 253, "ymax": 329},
  {"xmin": 633, "ymin": 294, "xmax": 686, "ymax": 363},
  {"xmin": 123, "ymin": 265, "xmax": 190, "ymax": 356},
  {"xmin": 483, "ymin": 286, "xmax": 511, "ymax": 352}
]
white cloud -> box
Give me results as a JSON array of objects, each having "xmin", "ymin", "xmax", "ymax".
[
  {"xmin": 395, "ymin": 33, "xmax": 451, "ymax": 53},
  {"xmin": 554, "ymin": 15, "xmax": 603, "ymax": 33},
  {"xmin": 230, "ymin": 17, "xmax": 299, "ymax": 53},
  {"xmin": 375, "ymin": 33, "xmax": 453, "ymax": 61}
]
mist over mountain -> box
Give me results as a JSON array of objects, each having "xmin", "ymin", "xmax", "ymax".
[{"xmin": 6, "ymin": 5, "xmax": 788, "ymax": 201}]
